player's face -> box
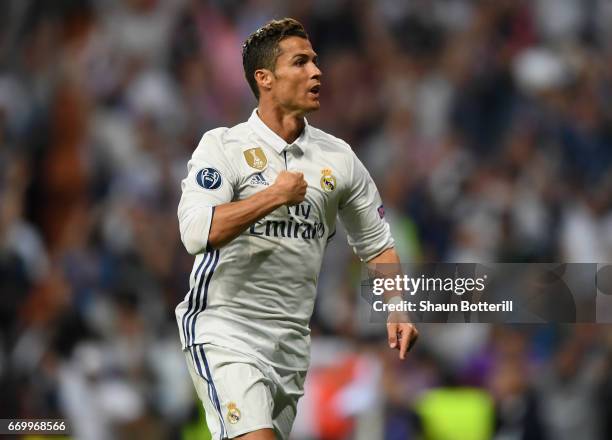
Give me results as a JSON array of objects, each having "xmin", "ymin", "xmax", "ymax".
[{"xmin": 270, "ymin": 37, "xmax": 321, "ymax": 114}]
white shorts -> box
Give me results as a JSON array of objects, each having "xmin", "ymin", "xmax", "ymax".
[{"xmin": 184, "ymin": 344, "xmax": 307, "ymax": 440}]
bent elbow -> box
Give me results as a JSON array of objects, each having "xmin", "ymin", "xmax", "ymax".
[
  {"xmin": 181, "ymin": 232, "xmax": 205, "ymax": 255},
  {"xmin": 206, "ymin": 229, "xmax": 219, "ymax": 251},
  {"xmin": 184, "ymin": 241, "xmax": 203, "ymax": 256},
  {"xmin": 178, "ymin": 205, "xmax": 214, "ymax": 255}
]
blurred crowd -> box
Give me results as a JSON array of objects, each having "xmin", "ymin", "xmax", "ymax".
[{"xmin": 1, "ymin": 0, "xmax": 611, "ymax": 439}]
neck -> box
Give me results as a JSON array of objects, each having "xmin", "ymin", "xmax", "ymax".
[{"xmin": 256, "ymin": 104, "xmax": 305, "ymax": 144}]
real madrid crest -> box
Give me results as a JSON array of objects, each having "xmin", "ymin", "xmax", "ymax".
[
  {"xmin": 320, "ymin": 168, "xmax": 336, "ymax": 192},
  {"xmin": 243, "ymin": 147, "xmax": 267, "ymax": 170},
  {"xmin": 227, "ymin": 402, "xmax": 241, "ymax": 424}
]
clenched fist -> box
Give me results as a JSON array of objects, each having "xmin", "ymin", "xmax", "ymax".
[{"xmin": 271, "ymin": 171, "xmax": 307, "ymax": 205}]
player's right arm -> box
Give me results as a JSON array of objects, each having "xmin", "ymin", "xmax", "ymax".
[
  {"xmin": 207, "ymin": 172, "xmax": 306, "ymax": 249},
  {"xmin": 178, "ymin": 130, "xmax": 306, "ymax": 254}
]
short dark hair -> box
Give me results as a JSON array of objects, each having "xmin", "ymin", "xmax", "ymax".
[{"xmin": 242, "ymin": 18, "xmax": 309, "ymax": 100}]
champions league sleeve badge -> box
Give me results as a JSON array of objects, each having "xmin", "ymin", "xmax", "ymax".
[
  {"xmin": 196, "ymin": 167, "xmax": 222, "ymax": 190},
  {"xmin": 320, "ymin": 168, "xmax": 336, "ymax": 192}
]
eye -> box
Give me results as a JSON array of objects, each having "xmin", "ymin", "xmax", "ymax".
[{"xmin": 294, "ymin": 58, "xmax": 306, "ymax": 66}]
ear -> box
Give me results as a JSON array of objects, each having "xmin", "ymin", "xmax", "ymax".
[{"xmin": 254, "ymin": 69, "xmax": 273, "ymax": 94}]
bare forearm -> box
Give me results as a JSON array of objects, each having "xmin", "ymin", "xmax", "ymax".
[
  {"xmin": 207, "ymin": 170, "xmax": 308, "ymax": 249},
  {"xmin": 369, "ymin": 247, "xmax": 418, "ymax": 358},
  {"xmin": 367, "ymin": 247, "xmax": 399, "ymax": 264},
  {"xmin": 367, "ymin": 247, "xmax": 401, "ymax": 303},
  {"xmin": 208, "ymin": 188, "xmax": 285, "ymax": 249}
]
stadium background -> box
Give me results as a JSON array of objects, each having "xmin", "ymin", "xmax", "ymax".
[{"xmin": 1, "ymin": 0, "xmax": 611, "ymax": 438}]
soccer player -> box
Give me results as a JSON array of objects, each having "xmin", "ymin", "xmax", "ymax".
[{"xmin": 176, "ymin": 18, "xmax": 418, "ymax": 440}]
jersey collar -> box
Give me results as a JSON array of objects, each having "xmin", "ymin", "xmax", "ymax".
[{"xmin": 248, "ymin": 108, "xmax": 308, "ymax": 154}]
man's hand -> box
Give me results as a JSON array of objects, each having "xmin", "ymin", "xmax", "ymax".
[
  {"xmin": 271, "ymin": 171, "xmax": 307, "ymax": 205},
  {"xmin": 387, "ymin": 311, "xmax": 418, "ymax": 360},
  {"xmin": 367, "ymin": 248, "xmax": 418, "ymax": 360},
  {"xmin": 205, "ymin": 171, "xmax": 306, "ymax": 249}
]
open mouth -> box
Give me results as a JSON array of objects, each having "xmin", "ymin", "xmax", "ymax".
[{"xmin": 309, "ymin": 85, "xmax": 320, "ymax": 97}]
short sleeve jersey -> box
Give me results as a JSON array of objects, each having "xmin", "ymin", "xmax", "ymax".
[{"xmin": 176, "ymin": 109, "xmax": 394, "ymax": 371}]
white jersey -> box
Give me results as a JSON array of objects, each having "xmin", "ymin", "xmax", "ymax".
[{"xmin": 176, "ymin": 109, "xmax": 394, "ymax": 371}]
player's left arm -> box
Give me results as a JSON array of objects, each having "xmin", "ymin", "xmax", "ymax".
[
  {"xmin": 338, "ymin": 150, "xmax": 418, "ymax": 360},
  {"xmin": 367, "ymin": 247, "xmax": 419, "ymax": 360}
]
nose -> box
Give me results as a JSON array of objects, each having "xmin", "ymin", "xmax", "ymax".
[{"xmin": 310, "ymin": 62, "xmax": 322, "ymax": 79}]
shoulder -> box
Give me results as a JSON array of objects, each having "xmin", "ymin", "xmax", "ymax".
[
  {"xmin": 194, "ymin": 127, "xmax": 228, "ymax": 153},
  {"xmin": 224, "ymin": 121, "xmax": 253, "ymax": 145},
  {"xmin": 307, "ymin": 125, "xmax": 361, "ymax": 182},
  {"xmin": 308, "ymin": 125, "xmax": 354, "ymax": 155},
  {"xmin": 194, "ymin": 121, "xmax": 253, "ymax": 155}
]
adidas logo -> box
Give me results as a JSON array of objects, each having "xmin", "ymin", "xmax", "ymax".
[{"xmin": 250, "ymin": 173, "xmax": 269, "ymax": 186}]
